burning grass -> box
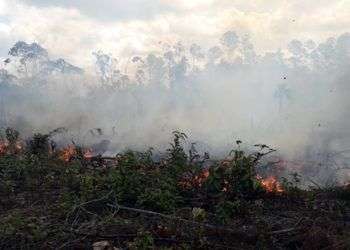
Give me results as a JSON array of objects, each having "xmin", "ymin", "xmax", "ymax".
[
  {"xmin": 257, "ymin": 175, "xmax": 284, "ymax": 193},
  {"xmin": 59, "ymin": 145, "xmax": 93, "ymax": 162},
  {"xmin": 0, "ymin": 140, "xmax": 8, "ymax": 155},
  {"xmin": 0, "ymin": 128, "xmax": 349, "ymax": 249}
]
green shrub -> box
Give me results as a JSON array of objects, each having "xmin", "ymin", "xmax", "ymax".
[
  {"xmin": 203, "ymin": 142, "xmax": 271, "ymax": 200},
  {"xmin": 128, "ymin": 230, "xmax": 154, "ymax": 249},
  {"xmin": 137, "ymin": 175, "xmax": 181, "ymax": 212},
  {"xmin": 215, "ymin": 200, "xmax": 248, "ymax": 224},
  {"xmin": 0, "ymin": 210, "xmax": 48, "ymax": 247}
]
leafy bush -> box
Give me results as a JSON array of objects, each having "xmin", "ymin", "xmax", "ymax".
[
  {"xmin": 215, "ymin": 200, "xmax": 248, "ymax": 224},
  {"xmin": 203, "ymin": 142, "xmax": 272, "ymax": 200},
  {"xmin": 0, "ymin": 128, "xmax": 348, "ymax": 249}
]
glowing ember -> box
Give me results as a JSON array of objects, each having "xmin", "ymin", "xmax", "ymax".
[{"xmin": 257, "ymin": 175, "xmax": 284, "ymax": 193}]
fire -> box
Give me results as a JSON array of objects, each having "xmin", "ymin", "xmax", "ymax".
[
  {"xmin": 179, "ymin": 169, "xmax": 210, "ymax": 189},
  {"xmin": 0, "ymin": 140, "xmax": 23, "ymax": 155},
  {"xmin": 60, "ymin": 145, "xmax": 77, "ymax": 162},
  {"xmin": 15, "ymin": 142, "xmax": 22, "ymax": 150},
  {"xmin": 60, "ymin": 145, "xmax": 94, "ymax": 162},
  {"xmin": 193, "ymin": 169, "xmax": 210, "ymax": 187},
  {"xmin": 83, "ymin": 149, "xmax": 93, "ymax": 159},
  {"xmin": 257, "ymin": 175, "xmax": 284, "ymax": 193},
  {"xmin": 0, "ymin": 141, "xmax": 8, "ymax": 155}
]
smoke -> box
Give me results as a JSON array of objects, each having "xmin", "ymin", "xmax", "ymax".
[{"xmin": 1, "ymin": 31, "xmax": 350, "ymax": 184}]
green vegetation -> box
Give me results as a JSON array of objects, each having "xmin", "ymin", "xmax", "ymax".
[{"xmin": 0, "ymin": 129, "xmax": 349, "ymax": 249}]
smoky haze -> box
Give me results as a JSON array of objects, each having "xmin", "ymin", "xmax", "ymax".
[{"xmin": 1, "ymin": 31, "xmax": 350, "ymax": 184}]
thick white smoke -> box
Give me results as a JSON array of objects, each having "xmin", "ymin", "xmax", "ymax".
[{"xmin": 1, "ymin": 31, "xmax": 350, "ymax": 184}]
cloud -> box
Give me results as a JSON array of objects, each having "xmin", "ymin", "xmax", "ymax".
[
  {"xmin": 19, "ymin": 0, "xmax": 176, "ymax": 21},
  {"xmin": 0, "ymin": 0, "xmax": 349, "ymax": 66}
]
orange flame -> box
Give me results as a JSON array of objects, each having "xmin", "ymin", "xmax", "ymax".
[
  {"xmin": 0, "ymin": 141, "xmax": 8, "ymax": 155},
  {"xmin": 60, "ymin": 145, "xmax": 94, "ymax": 162},
  {"xmin": 257, "ymin": 175, "xmax": 283, "ymax": 193},
  {"xmin": 83, "ymin": 149, "xmax": 93, "ymax": 159},
  {"xmin": 193, "ymin": 169, "xmax": 210, "ymax": 187},
  {"xmin": 15, "ymin": 142, "xmax": 22, "ymax": 150},
  {"xmin": 0, "ymin": 140, "xmax": 23, "ymax": 155},
  {"xmin": 60, "ymin": 145, "xmax": 77, "ymax": 162},
  {"xmin": 179, "ymin": 169, "xmax": 210, "ymax": 189}
]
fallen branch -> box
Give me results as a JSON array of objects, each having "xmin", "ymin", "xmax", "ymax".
[
  {"xmin": 269, "ymin": 227, "xmax": 299, "ymax": 235},
  {"xmin": 116, "ymin": 205, "xmax": 234, "ymax": 231}
]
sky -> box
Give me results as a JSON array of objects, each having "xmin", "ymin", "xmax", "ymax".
[{"xmin": 0, "ymin": 0, "xmax": 349, "ymax": 65}]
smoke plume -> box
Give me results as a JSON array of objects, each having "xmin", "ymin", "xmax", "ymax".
[{"xmin": 1, "ymin": 31, "xmax": 350, "ymax": 184}]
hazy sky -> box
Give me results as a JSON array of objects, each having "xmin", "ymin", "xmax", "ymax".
[{"xmin": 0, "ymin": 0, "xmax": 349, "ymax": 65}]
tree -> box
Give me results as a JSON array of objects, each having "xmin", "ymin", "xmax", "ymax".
[
  {"xmin": 220, "ymin": 31, "xmax": 239, "ymax": 50},
  {"xmin": 189, "ymin": 43, "xmax": 204, "ymax": 70},
  {"xmin": 220, "ymin": 31, "xmax": 240, "ymax": 64},
  {"xmin": 240, "ymin": 34, "xmax": 257, "ymax": 64},
  {"xmin": 145, "ymin": 54, "xmax": 166, "ymax": 86},
  {"xmin": 207, "ymin": 46, "xmax": 223, "ymax": 65},
  {"xmin": 93, "ymin": 50, "xmax": 118, "ymax": 84},
  {"xmin": 274, "ymin": 84, "xmax": 291, "ymax": 112},
  {"xmin": 8, "ymin": 41, "xmax": 49, "ymax": 77}
]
